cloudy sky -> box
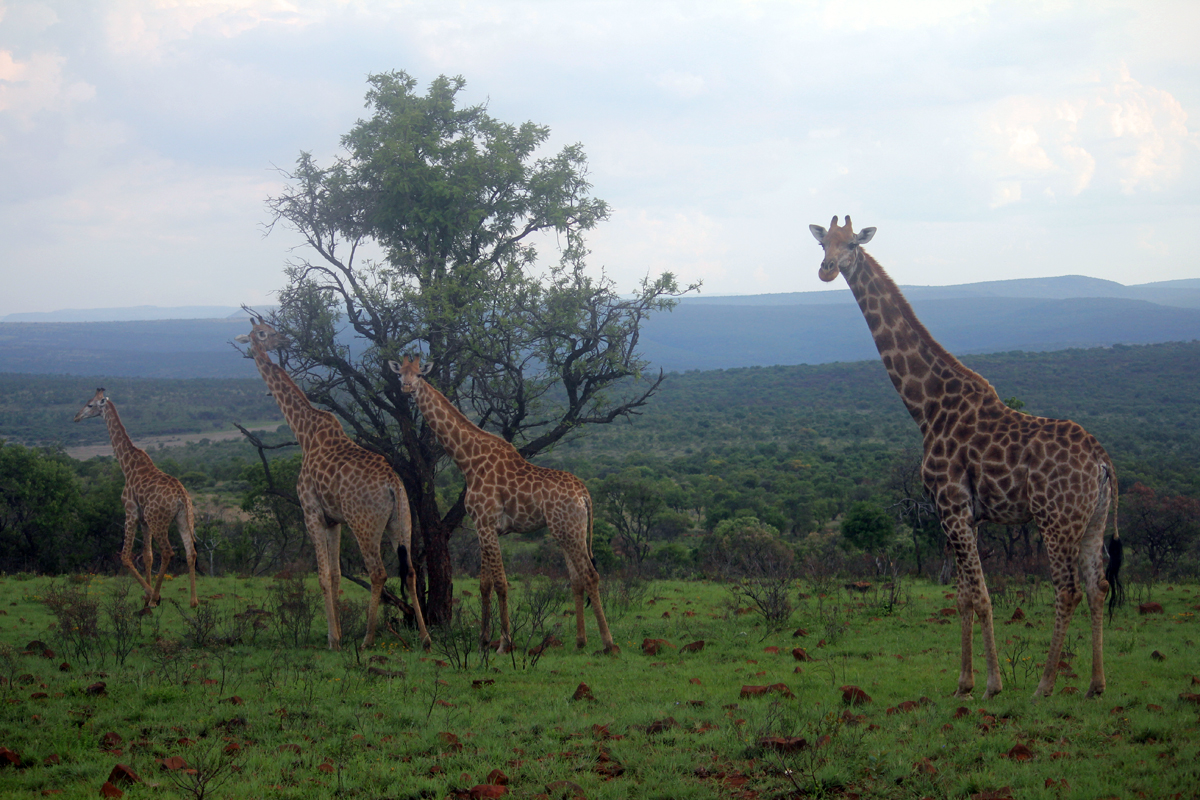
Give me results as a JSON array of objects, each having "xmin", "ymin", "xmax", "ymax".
[{"xmin": 1, "ymin": 0, "xmax": 1197, "ymax": 317}]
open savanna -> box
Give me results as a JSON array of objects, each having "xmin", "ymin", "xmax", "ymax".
[{"xmin": 0, "ymin": 574, "xmax": 1196, "ymax": 800}]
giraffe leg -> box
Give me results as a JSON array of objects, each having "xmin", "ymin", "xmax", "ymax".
[
  {"xmin": 941, "ymin": 499, "xmax": 1002, "ymax": 699},
  {"xmin": 1035, "ymin": 525, "xmax": 1084, "ymax": 698},
  {"xmin": 555, "ymin": 526, "xmax": 615, "ymax": 652},
  {"xmin": 141, "ymin": 521, "xmax": 155, "ymax": 599},
  {"xmin": 327, "ymin": 523, "xmax": 344, "ymax": 646},
  {"xmin": 350, "ymin": 518, "xmax": 386, "ymax": 649},
  {"xmin": 478, "ymin": 551, "xmax": 496, "ymax": 652},
  {"xmin": 302, "ymin": 498, "xmax": 342, "ymax": 650},
  {"xmin": 177, "ymin": 504, "xmax": 199, "ymax": 608},
  {"xmin": 475, "ymin": 515, "xmax": 513, "ymax": 653},
  {"xmin": 493, "ymin": 553, "xmax": 512, "ymax": 655},
  {"xmin": 1080, "ymin": 499, "xmax": 1111, "ymax": 698},
  {"xmin": 148, "ymin": 520, "xmax": 175, "ymax": 609},
  {"xmin": 121, "ymin": 507, "xmax": 156, "ymax": 606}
]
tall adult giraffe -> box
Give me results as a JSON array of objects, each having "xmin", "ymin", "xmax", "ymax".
[
  {"xmin": 809, "ymin": 216, "xmax": 1121, "ymax": 699},
  {"xmin": 236, "ymin": 319, "xmax": 429, "ymax": 650},
  {"xmin": 387, "ymin": 356, "xmax": 617, "ymax": 655},
  {"xmin": 74, "ymin": 389, "xmax": 198, "ymax": 608}
]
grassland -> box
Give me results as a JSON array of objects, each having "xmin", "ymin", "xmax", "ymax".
[{"xmin": 0, "ymin": 573, "xmax": 1196, "ymax": 799}]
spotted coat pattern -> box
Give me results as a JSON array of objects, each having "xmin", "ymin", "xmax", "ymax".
[
  {"xmin": 74, "ymin": 390, "xmax": 197, "ymax": 608},
  {"xmin": 240, "ymin": 320, "xmax": 430, "ymax": 651},
  {"xmin": 810, "ymin": 216, "xmax": 1119, "ymax": 699},
  {"xmin": 388, "ymin": 356, "xmax": 616, "ymax": 654}
]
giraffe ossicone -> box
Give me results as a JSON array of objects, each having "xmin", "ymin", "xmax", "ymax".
[
  {"xmin": 387, "ymin": 355, "xmax": 617, "ymax": 655},
  {"xmin": 240, "ymin": 318, "xmax": 430, "ymax": 651},
  {"xmin": 74, "ymin": 388, "xmax": 198, "ymax": 608},
  {"xmin": 810, "ymin": 216, "xmax": 1121, "ymax": 700}
]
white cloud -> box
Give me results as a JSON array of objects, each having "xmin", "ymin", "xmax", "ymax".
[
  {"xmin": 102, "ymin": 0, "xmax": 321, "ymax": 60},
  {"xmin": 978, "ymin": 64, "xmax": 1194, "ymax": 204},
  {"xmin": 0, "ymin": 49, "xmax": 94, "ymax": 122}
]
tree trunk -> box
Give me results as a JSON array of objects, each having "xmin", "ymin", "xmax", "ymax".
[{"xmin": 415, "ymin": 490, "xmax": 455, "ymax": 625}]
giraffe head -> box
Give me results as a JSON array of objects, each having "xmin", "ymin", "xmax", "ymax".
[
  {"xmin": 387, "ymin": 356, "xmax": 432, "ymax": 395},
  {"xmin": 234, "ymin": 317, "xmax": 288, "ymax": 351},
  {"xmin": 809, "ymin": 215, "xmax": 876, "ymax": 282},
  {"xmin": 74, "ymin": 388, "xmax": 108, "ymax": 422}
]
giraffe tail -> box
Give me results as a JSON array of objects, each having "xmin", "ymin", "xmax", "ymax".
[
  {"xmin": 585, "ymin": 491, "xmax": 597, "ymax": 608},
  {"xmin": 389, "ymin": 483, "xmax": 413, "ymax": 602},
  {"xmin": 1104, "ymin": 460, "xmax": 1123, "ymax": 617}
]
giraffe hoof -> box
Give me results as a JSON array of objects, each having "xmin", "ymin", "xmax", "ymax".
[{"xmin": 596, "ymin": 644, "xmax": 620, "ymax": 656}]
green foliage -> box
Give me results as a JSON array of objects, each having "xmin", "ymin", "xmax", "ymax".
[
  {"xmin": 0, "ymin": 442, "xmax": 82, "ymax": 573},
  {"xmin": 840, "ymin": 501, "xmax": 895, "ymax": 552}
]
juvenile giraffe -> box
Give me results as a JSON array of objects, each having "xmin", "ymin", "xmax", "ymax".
[
  {"xmin": 387, "ymin": 356, "xmax": 617, "ymax": 655},
  {"xmin": 236, "ymin": 319, "xmax": 430, "ymax": 650},
  {"xmin": 809, "ymin": 216, "xmax": 1121, "ymax": 699},
  {"xmin": 74, "ymin": 389, "xmax": 198, "ymax": 608}
]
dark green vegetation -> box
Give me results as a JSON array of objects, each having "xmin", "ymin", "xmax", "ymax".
[
  {"xmin": 0, "ymin": 575, "xmax": 1196, "ymax": 799},
  {"xmin": 2, "ymin": 341, "xmax": 1199, "ymax": 583}
]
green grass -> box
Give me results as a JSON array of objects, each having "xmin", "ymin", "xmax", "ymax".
[{"xmin": 0, "ymin": 573, "xmax": 1196, "ymax": 799}]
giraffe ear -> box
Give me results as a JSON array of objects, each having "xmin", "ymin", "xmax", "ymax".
[
  {"xmin": 854, "ymin": 227, "xmax": 876, "ymax": 245},
  {"xmin": 809, "ymin": 224, "xmax": 827, "ymax": 244},
  {"xmin": 419, "ymin": 359, "xmax": 433, "ymax": 376},
  {"xmin": 386, "ymin": 360, "xmax": 402, "ymax": 374},
  {"xmin": 234, "ymin": 334, "xmax": 251, "ymax": 344}
]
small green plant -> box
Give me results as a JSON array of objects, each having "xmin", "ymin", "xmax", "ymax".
[
  {"xmin": 42, "ymin": 579, "xmax": 104, "ymax": 666},
  {"xmin": 164, "ymin": 735, "xmax": 243, "ymax": 800},
  {"xmin": 266, "ymin": 571, "xmax": 318, "ymax": 647},
  {"xmin": 103, "ymin": 578, "xmax": 142, "ymax": 666}
]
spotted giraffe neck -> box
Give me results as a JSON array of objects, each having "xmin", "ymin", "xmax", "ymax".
[
  {"xmin": 410, "ymin": 378, "xmax": 509, "ymax": 474},
  {"xmin": 248, "ymin": 339, "xmax": 342, "ymax": 451},
  {"xmin": 844, "ymin": 248, "xmax": 998, "ymax": 431},
  {"xmin": 100, "ymin": 399, "xmax": 153, "ymax": 477}
]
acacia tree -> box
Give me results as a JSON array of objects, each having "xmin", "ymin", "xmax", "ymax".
[
  {"xmin": 595, "ymin": 469, "xmax": 668, "ymax": 575},
  {"xmin": 263, "ymin": 72, "xmax": 692, "ymax": 624},
  {"xmin": 1122, "ymin": 482, "xmax": 1200, "ymax": 578}
]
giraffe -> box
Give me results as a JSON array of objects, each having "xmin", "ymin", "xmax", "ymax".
[
  {"xmin": 74, "ymin": 389, "xmax": 198, "ymax": 608},
  {"xmin": 809, "ymin": 216, "xmax": 1121, "ymax": 699},
  {"xmin": 387, "ymin": 356, "xmax": 617, "ymax": 655},
  {"xmin": 235, "ymin": 319, "xmax": 430, "ymax": 651}
]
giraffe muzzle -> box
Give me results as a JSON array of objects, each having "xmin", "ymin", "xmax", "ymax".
[{"xmin": 819, "ymin": 263, "xmax": 840, "ymax": 282}]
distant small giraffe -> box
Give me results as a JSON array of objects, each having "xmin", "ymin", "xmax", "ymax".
[
  {"xmin": 810, "ymin": 216, "xmax": 1121, "ymax": 699},
  {"xmin": 236, "ymin": 319, "xmax": 430, "ymax": 650},
  {"xmin": 74, "ymin": 389, "xmax": 198, "ymax": 608},
  {"xmin": 388, "ymin": 356, "xmax": 617, "ymax": 655}
]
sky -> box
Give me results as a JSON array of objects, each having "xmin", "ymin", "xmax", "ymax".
[{"xmin": 0, "ymin": 0, "xmax": 1197, "ymax": 317}]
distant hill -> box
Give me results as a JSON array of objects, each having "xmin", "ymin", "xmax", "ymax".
[
  {"xmin": 1, "ymin": 276, "xmax": 1198, "ymax": 377},
  {"xmin": 642, "ymin": 296, "xmax": 1200, "ymax": 371},
  {"xmin": 1, "ymin": 305, "xmax": 247, "ymax": 323},
  {"xmin": 680, "ymin": 275, "xmax": 1200, "ymax": 308},
  {"xmin": 0, "ymin": 318, "xmax": 261, "ymax": 379}
]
